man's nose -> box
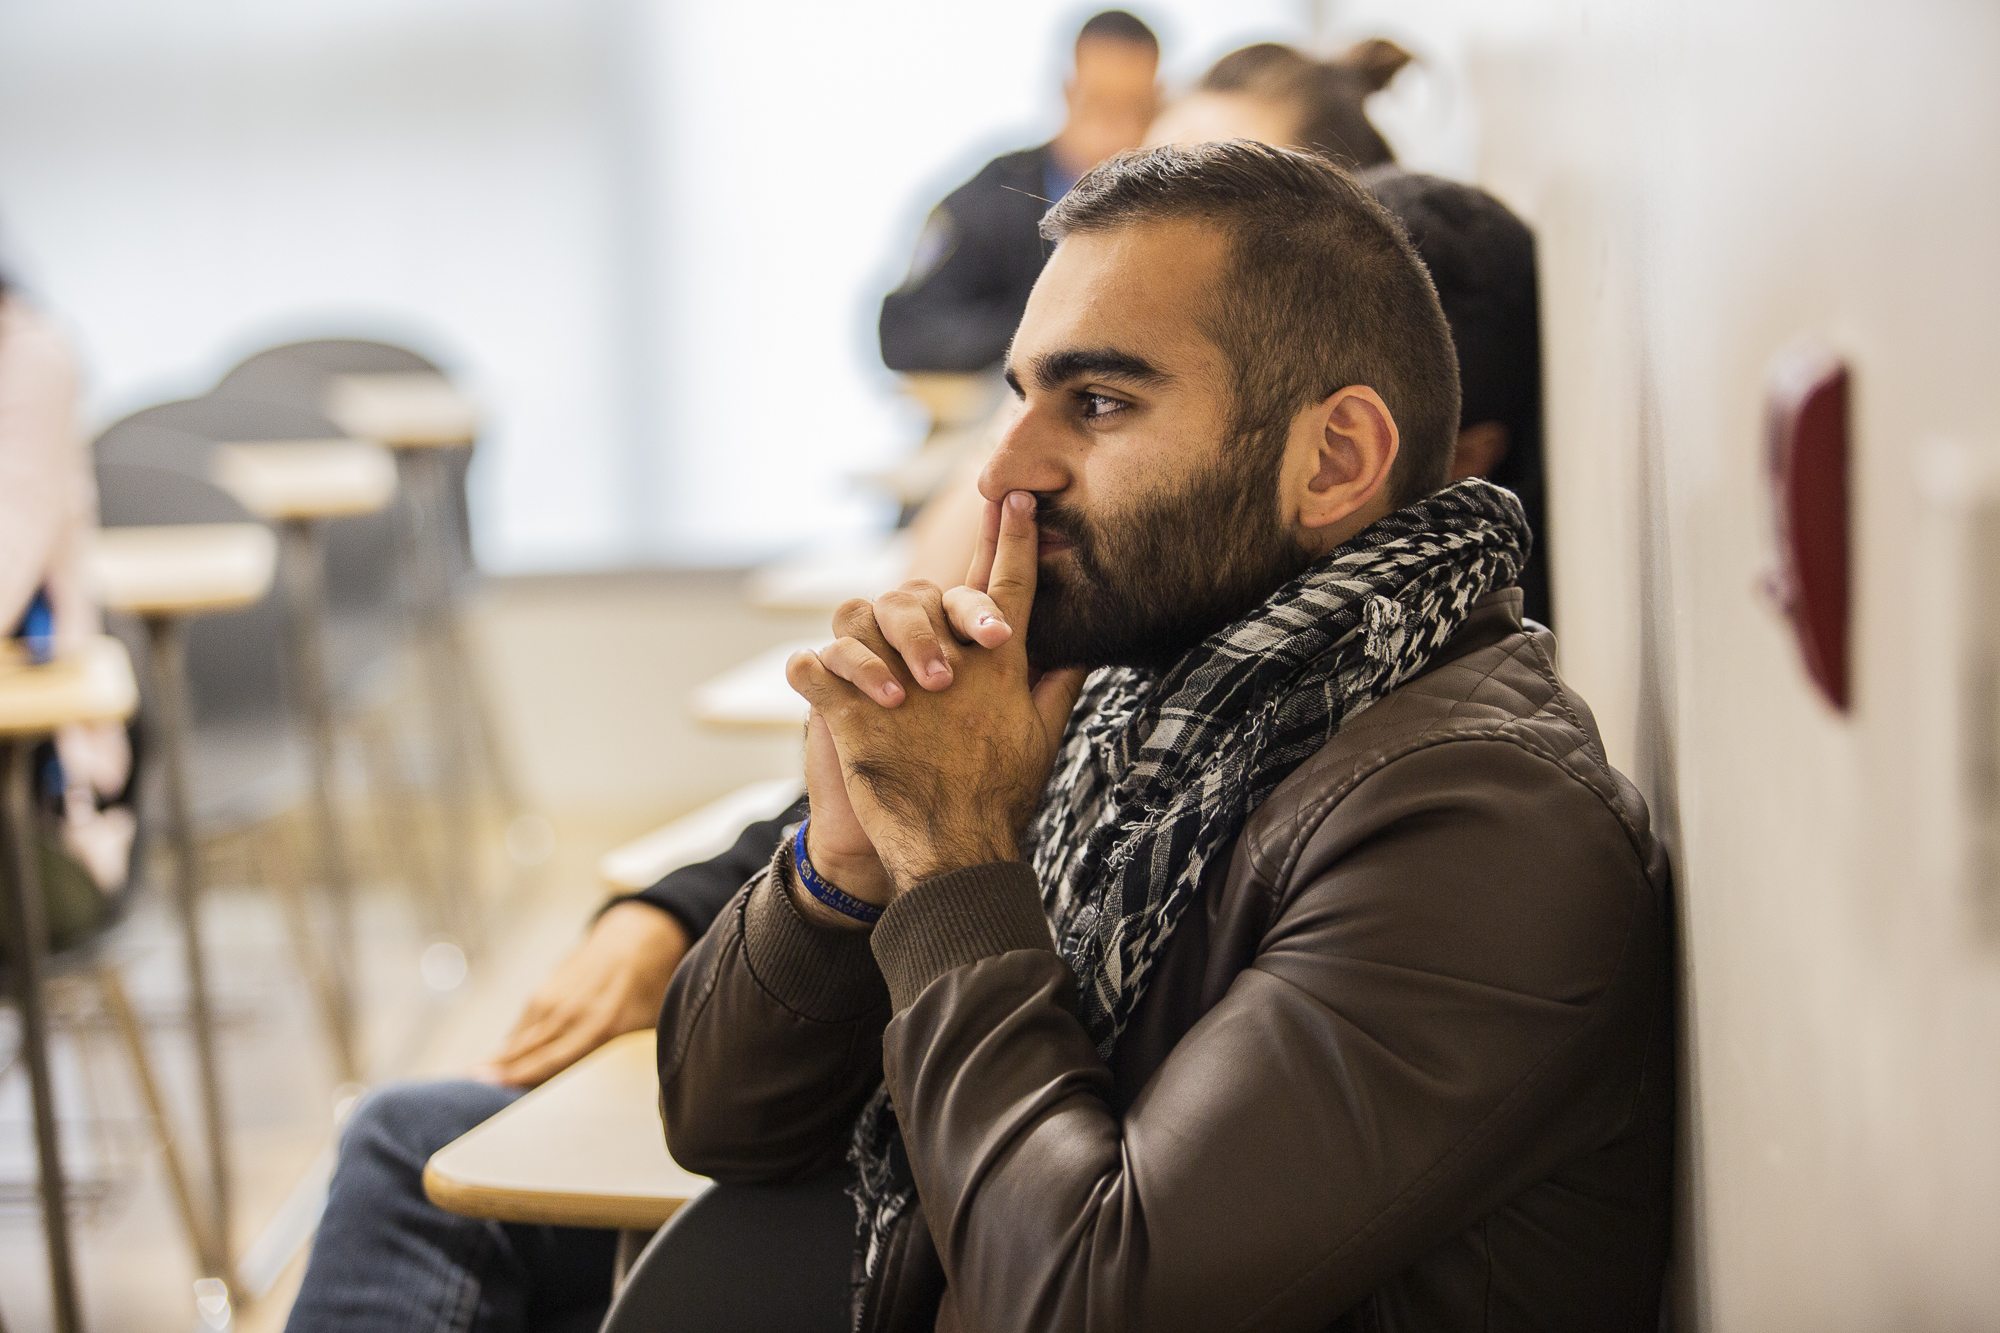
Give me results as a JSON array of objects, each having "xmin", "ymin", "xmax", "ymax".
[{"xmin": 980, "ymin": 407, "xmax": 1069, "ymax": 502}]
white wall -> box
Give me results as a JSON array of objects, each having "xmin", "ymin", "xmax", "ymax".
[
  {"xmin": 0, "ymin": 0, "xmax": 629, "ymax": 570},
  {"xmin": 0, "ymin": 0, "xmax": 1305, "ymax": 571},
  {"xmin": 1334, "ymin": 0, "xmax": 2000, "ymax": 1325}
]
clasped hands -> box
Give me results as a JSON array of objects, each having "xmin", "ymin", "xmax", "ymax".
[{"xmin": 785, "ymin": 491, "xmax": 1087, "ymax": 927}]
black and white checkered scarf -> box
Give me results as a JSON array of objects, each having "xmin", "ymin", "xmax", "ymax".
[{"xmin": 847, "ymin": 478, "xmax": 1531, "ymax": 1305}]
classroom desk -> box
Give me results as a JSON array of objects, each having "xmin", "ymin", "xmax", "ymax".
[
  {"xmin": 87, "ymin": 523, "xmax": 277, "ymax": 616},
  {"xmin": 323, "ymin": 373, "xmax": 480, "ymax": 449},
  {"xmin": 745, "ymin": 535, "xmax": 911, "ymax": 613},
  {"xmin": 689, "ymin": 640, "xmax": 815, "ymax": 731},
  {"xmin": 1, "ymin": 636, "xmax": 140, "ymax": 1333},
  {"xmin": 211, "ymin": 439, "xmax": 398, "ymax": 520},
  {"xmin": 424, "ymin": 1030, "xmax": 710, "ymax": 1232},
  {"xmin": 324, "ymin": 372, "xmax": 510, "ymax": 936},
  {"xmin": 89, "ymin": 522, "xmax": 279, "ymax": 1270},
  {"xmin": 215, "ymin": 439, "xmax": 401, "ymax": 1055},
  {"xmin": 598, "ymin": 777, "xmax": 805, "ymax": 892}
]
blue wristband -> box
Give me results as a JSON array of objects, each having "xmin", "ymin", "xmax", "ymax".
[{"xmin": 792, "ymin": 817, "xmax": 884, "ymax": 926}]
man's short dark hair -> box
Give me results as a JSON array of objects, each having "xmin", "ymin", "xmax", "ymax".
[
  {"xmin": 1040, "ymin": 140, "xmax": 1460, "ymax": 504},
  {"xmin": 1077, "ymin": 10, "xmax": 1158, "ymax": 56}
]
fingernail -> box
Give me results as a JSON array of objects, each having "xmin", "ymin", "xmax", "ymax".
[
  {"xmin": 976, "ymin": 613, "xmax": 1002, "ymax": 629},
  {"xmin": 1008, "ymin": 491, "xmax": 1035, "ymax": 514},
  {"xmin": 926, "ymin": 662, "xmax": 950, "ymax": 683},
  {"xmin": 880, "ymin": 681, "xmax": 903, "ymax": 702}
]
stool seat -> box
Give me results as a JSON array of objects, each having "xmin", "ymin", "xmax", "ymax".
[
  {"xmin": 212, "ymin": 440, "xmax": 398, "ymax": 520},
  {"xmin": 89, "ymin": 524, "xmax": 278, "ymax": 616},
  {"xmin": 325, "ymin": 372, "xmax": 479, "ymax": 447},
  {"xmin": 0, "ymin": 635, "xmax": 140, "ymax": 734},
  {"xmin": 690, "ymin": 640, "xmax": 815, "ymax": 730},
  {"xmin": 425, "ymin": 1030, "xmax": 710, "ymax": 1230}
]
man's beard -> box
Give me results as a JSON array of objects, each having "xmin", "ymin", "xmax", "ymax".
[{"xmin": 1027, "ymin": 444, "xmax": 1316, "ymax": 673}]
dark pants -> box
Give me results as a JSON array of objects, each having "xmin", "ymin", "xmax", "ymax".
[{"xmin": 285, "ymin": 1081, "xmax": 614, "ymax": 1333}]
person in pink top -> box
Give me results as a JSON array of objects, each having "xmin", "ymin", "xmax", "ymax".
[{"xmin": 0, "ymin": 271, "xmax": 135, "ymax": 902}]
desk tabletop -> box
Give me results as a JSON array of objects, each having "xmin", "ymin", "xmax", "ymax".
[
  {"xmin": 599, "ymin": 776, "xmax": 805, "ymax": 891},
  {"xmin": 0, "ymin": 636, "xmax": 139, "ymax": 735},
  {"xmin": 745, "ymin": 535, "xmax": 909, "ymax": 613},
  {"xmin": 423, "ymin": 1031, "xmax": 710, "ymax": 1230},
  {"xmin": 690, "ymin": 640, "xmax": 814, "ymax": 731},
  {"xmin": 89, "ymin": 523, "xmax": 277, "ymax": 615},
  {"xmin": 325, "ymin": 372, "xmax": 480, "ymax": 448},
  {"xmin": 212, "ymin": 439, "xmax": 398, "ymax": 520}
]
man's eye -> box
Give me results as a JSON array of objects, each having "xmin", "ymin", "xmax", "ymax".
[{"xmin": 1080, "ymin": 392, "xmax": 1127, "ymax": 420}]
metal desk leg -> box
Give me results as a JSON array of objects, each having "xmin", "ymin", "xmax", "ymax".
[
  {"xmin": 141, "ymin": 616, "xmax": 236, "ymax": 1271},
  {"xmin": 1, "ymin": 739, "xmax": 85, "ymax": 1333},
  {"xmin": 277, "ymin": 519, "xmax": 361, "ymax": 1077},
  {"xmin": 405, "ymin": 451, "xmax": 473, "ymax": 941}
]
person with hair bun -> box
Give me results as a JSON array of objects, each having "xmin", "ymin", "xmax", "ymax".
[{"xmin": 1159, "ymin": 38, "xmax": 1411, "ymax": 169}]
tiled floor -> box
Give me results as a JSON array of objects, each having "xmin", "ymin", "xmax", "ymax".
[{"xmin": 0, "ymin": 571, "xmax": 826, "ymax": 1332}]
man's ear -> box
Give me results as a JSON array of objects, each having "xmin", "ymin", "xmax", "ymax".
[
  {"xmin": 1286, "ymin": 386, "xmax": 1400, "ymax": 547},
  {"xmin": 1449, "ymin": 421, "xmax": 1510, "ymax": 480}
]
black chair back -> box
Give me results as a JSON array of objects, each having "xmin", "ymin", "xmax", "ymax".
[{"xmin": 600, "ymin": 1171, "xmax": 855, "ymax": 1333}]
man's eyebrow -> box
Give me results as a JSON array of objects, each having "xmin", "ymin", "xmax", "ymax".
[{"xmin": 1017, "ymin": 348, "xmax": 1175, "ymax": 392}]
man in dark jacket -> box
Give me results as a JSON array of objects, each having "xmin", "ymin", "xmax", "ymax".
[
  {"xmin": 662, "ymin": 142, "xmax": 1671, "ymax": 1332},
  {"xmin": 878, "ymin": 11, "xmax": 1159, "ymax": 374}
]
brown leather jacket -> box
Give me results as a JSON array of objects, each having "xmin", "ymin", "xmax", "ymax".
[{"xmin": 658, "ymin": 591, "xmax": 1673, "ymax": 1332}]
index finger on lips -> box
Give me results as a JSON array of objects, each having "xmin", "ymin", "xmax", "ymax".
[
  {"xmin": 942, "ymin": 585, "xmax": 1011, "ymax": 648},
  {"xmin": 986, "ymin": 490, "xmax": 1040, "ymax": 636},
  {"xmin": 963, "ymin": 496, "xmax": 1003, "ymax": 593}
]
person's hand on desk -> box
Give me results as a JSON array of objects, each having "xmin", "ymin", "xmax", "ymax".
[{"xmin": 472, "ymin": 901, "xmax": 689, "ymax": 1088}]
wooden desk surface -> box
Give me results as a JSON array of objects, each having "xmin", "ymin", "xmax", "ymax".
[
  {"xmin": 212, "ymin": 440, "xmax": 398, "ymax": 519},
  {"xmin": 423, "ymin": 1031, "xmax": 710, "ymax": 1230},
  {"xmin": 88, "ymin": 523, "xmax": 277, "ymax": 615},
  {"xmin": 745, "ymin": 536, "xmax": 909, "ymax": 613},
  {"xmin": 0, "ymin": 636, "xmax": 139, "ymax": 735},
  {"xmin": 325, "ymin": 372, "xmax": 480, "ymax": 448},
  {"xmin": 599, "ymin": 776, "xmax": 805, "ymax": 891},
  {"xmin": 898, "ymin": 371, "xmax": 995, "ymax": 430},
  {"xmin": 690, "ymin": 640, "xmax": 815, "ymax": 731}
]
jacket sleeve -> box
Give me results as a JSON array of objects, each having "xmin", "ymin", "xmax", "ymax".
[
  {"xmin": 611, "ymin": 796, "xmax": 805, "ymax": 943},
  {"xmin": 656, "ymin": 842, "xmax": 892, "ymax": 1183},
  {"xmin": 872, "ymin": 738, "xmax": 1664, "ymax": 1333},
  {"xmin": 878, "ymin": 172, "xmax": 1039, "ymax": 374}
]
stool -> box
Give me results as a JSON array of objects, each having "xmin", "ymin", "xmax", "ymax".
[
  {"xmin": 88, "ymin": 522, "xmax": 280, "ymax": 1270},
  {"xmin": 0, "ymin": 635, "xmax": 140, "ymax": 1333},
  {"xmin": 324, "ymin": 372, "xmax": 517, "ymax": 941},
  {"xmin": 210, "ymin": 439, "xmax": 417, "ymax": 953}
]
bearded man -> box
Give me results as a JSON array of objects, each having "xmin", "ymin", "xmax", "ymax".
[{"xmin": 657, "ymin": 141, "xmax": 1671, "ymax": 1333}]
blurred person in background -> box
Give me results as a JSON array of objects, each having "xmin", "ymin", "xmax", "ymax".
[
  {"xmin": 1360, "ymin": 167, "xmax": 1548, "ymax": 623},
  {"xmin": 878, "ymin": 10, "xmax": 1160, "ymax": 375},
  {"xmin": 1147, "ymin": 37, "xmax": 1410, "ymax": 169},
  {"xmin": 0, "ymin": 264, "xmax": 138, "ymax": 942}
]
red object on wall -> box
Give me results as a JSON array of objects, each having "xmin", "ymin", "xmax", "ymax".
[{"xmin": 1764, "ymin": 345, "xmax": 1851, "ymax": 712}]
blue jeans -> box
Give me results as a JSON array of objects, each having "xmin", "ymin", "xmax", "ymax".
[{"xmin": 286, "ymin": 1081, "xmax": 615, "ymax": 1333}]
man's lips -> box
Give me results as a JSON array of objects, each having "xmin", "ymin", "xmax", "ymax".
[{"xmin": 1037, "ymin": 534, "xmax": 1074, "ymax": 557}]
